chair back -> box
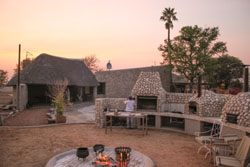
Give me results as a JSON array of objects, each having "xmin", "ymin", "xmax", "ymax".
[
  {"xmin": 235, "ymin": 136, "xmax": 250, "ymax": 166},
  {"xmin": 211, "ymin": 123, "xmax": 221, "ymax": 137}
]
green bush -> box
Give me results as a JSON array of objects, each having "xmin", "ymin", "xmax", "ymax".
[{"xmin": 53, "ymin": 93, "xmax": 66, "ymax": 116}]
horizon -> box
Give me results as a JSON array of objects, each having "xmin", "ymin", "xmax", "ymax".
[{"xmin": 1, "ymin": 0, "xmax": 250, "ymax": 79}]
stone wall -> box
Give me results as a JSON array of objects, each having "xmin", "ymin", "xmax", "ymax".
[
  {"xmin": 166, "ymin": 93, "xmax": 193, "ymax": 104},
  {"xmin": 95, "ymin": 66, "xmax": 171, "ymax": 98},
  {"xmin": 95, "ymin": 98, "xmax": 126, "ymax": 127},
  {"xmin": 221, "ymin": 92, "xmax": 250, "ymax": 127},
  {"xmin": 185, "ymin": 90, "xmax": 228, "ymax": 117}
]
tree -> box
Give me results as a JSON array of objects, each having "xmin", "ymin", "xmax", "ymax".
[
  {"xmin": 0, "ymin": 70, "xmax": 8, "ymax": 88},
  {"xmin": 82, "ymin": 55, "xmax": 103, "ymax": 73},
  {"xmin": 14, "ymin": 57, "xmax": 33, "ymax": 75},
  {"xmin": 204, "ymin": 55, "xmax": 243, "ymax": 89},
  {"xmin": 159, "ymin": 25, "xmax": 228, "ymax": 92},
  {"xmin": 160, "ymin": 7, "xmax": 178, "ymax": 65}
]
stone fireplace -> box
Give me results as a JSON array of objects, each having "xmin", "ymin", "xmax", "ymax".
[
  {"xmin": 131, "ymin": 72, "xmax": 167, "ymax": 113},
  {"xmin": 185, "ymin": 90, "xmax": 228, "ymax": 117},
  {"xmin": 221, "ymin": 92, "xmax": 250, "ymax": 127}
]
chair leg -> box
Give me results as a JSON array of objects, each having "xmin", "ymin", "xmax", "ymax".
[
  {"xmin": 198, "ymin": 146, "xmax": 204, "ymax": 153},
  {"xmin": 204, "ymin": 150, "xmax": 211, "ymax": 159}
]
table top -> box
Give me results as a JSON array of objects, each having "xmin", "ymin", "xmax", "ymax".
[
  {"xmin": 105, "ymin": 112, "xmax": 147, "ymax": 118},
  {"xmin": 45, "ymin": 146, "xmax": 155, "ymax": 167}
]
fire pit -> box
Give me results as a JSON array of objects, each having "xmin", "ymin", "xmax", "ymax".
[
  {"xmin": 115, "ymin": 147, "xmax": 131, "ymax": 167},
  {"xmin": 45, "ymin": 146, "xmax": 155, "ymax": 167}
]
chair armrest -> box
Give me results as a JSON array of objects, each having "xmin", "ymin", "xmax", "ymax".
[
  {"xmin": 213, "ymin": 143, "xmax": 230, "ymax": 147},
  {"xmin": 221, "ymin": 134, "xmax": 237, "ymax": 137},
  {"xmin": 194, "ymin": 130, "xmax": 211, "ymax": 137}
]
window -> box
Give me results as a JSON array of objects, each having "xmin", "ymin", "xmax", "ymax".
[
  {"xmin": 97, "ymin": 82, "xmax": 105, "ymax": 95},
  {"xmin": 226, "ymin": 114, "xmax": 238, "ymax": 124}
]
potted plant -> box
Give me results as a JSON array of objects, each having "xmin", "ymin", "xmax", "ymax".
[
  {"xmin": 47, "ymin": 79, "xmax": 68, "ymax": 124},
  {"xmin": 54, "ymin": 92, "xmax": 66, "ymax": 123}
]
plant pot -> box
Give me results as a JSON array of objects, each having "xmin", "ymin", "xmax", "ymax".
[{"xmin": 56, "ymin": 115, "xmax": 66, "ymax": 123}]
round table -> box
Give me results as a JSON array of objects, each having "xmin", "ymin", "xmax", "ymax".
[{"xmin": 45, "ymin": 146, "xmax": 155, "ymax": 167}]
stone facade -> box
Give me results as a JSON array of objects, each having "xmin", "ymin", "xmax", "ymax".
[
  {"xmin": 95, "ymin": 66, "xmax": 171, "ymax": 98},
  {"xmin": 162, "ymin": 93, "xmax": 193, "ymax": 113},
  {"xmin": 166, "ymin": 93, "xmax": 193, "ymax": 104},
  {"xmin": 131, "ymin": 72, "xmax": 167, "ymax": 112},
  {"xmin": 95, "ymin": 98, "xmax": 126, "ymax": 127},
  {"xmin": 221, "ymin": 92, "xmax": 250, "ymax": 127},
  {"xmin": 185, "ymin": 90, "xmax": 228, "ymax": 117}
]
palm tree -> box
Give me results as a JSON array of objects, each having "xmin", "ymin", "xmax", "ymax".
[
  {"xmin": 160, "ymin": 7, "xmax": 178, "ymax": 65},
  {"xmin": 160, "ymin": 7, "xmax": 177, "ymax": 92}
]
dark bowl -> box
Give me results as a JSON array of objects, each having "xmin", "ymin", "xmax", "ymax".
[
  {"xmin": 93, "ymin": 144, "xmax": 105, "ymax": 154},
  {"xmin": 76, "ymin": 147, "xmax": 89, "ymax": 159}
]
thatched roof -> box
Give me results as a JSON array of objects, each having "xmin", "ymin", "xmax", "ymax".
[{"xmin": 7, "ymin": 53, "xmax": 99, "ymax": 87}]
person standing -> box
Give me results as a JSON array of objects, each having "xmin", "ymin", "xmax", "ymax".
[{"xmin": 124, "ymin": 96, "xmax": 135, "ymax": 128}]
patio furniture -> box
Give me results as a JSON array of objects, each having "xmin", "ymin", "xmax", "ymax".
[
  {"xmin": 195, "ymin": 122, "xmax": 221, "ymax": 158},
  {"xmin": 214, "ymin": 136, "xmax": 250, "ymax": 167},
  {"xmin": 210, "ymin": 135, "xmax": 241, "ymax": 165}
]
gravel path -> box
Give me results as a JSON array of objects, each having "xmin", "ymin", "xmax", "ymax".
[
  {"xmin": 0, "ymin": 124, "xmax": 213, "ymax": 167},
  {"xmin": 65, "ymin": 104, "xmax": 95, "ymax": 123}
]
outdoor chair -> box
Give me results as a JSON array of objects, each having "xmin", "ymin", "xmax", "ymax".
[
  {"xmin": 210, "ymin": 135, "xmax": 241, "ymax": 165},
  {"xmin": 214, "ymin": 135, "xmax": 250, "ymax": 167},
  {"xmin": 195, "ymin": 122, "xmax": 221, "ymax": 158}
]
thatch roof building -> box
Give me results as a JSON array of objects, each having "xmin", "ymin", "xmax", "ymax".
[
  {"xmin": 7, "ymin": 54, "xmax": 99, "ymax": 107},
  {"xmin": 8, "ymin": 53, "xmax": 99, "ymax": 87}
]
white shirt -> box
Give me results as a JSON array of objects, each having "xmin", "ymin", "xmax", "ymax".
[{"xmin": 125, "ymin": 100, "xmax": 135, "ymax": 112}]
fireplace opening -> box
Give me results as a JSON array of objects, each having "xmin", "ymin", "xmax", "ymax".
[
  {"xmin": 226, "ymin": 114, "xmax": 238, "ymax": 124},
  {"xmin": 137, "ymin": 96, "xmax": 157, "ymax": 111},
  {"xmin": 189, "ymin": 101, "xmax": 197, "ymax": 115}
]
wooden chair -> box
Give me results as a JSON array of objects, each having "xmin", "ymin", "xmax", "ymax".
[{"xmin": 214, "ymin": 136, "xmax": 250, "ymax": 167}]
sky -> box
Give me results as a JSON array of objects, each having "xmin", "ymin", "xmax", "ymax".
[{"xmin": 0, "ymin": 0, "xmax": 250, "ymax": 79}]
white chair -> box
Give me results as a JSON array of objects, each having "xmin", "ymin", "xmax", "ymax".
[{"xmin": 195, "ymin": 122, "xmax": 221, "ymax": 158}]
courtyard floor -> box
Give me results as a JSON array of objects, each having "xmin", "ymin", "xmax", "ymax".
[{"xmin": 0, "ymin": 124, "xmax": 212, "ymax": 167}]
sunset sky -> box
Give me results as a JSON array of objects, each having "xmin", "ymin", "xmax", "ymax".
[{"xmin": 1, "ymin": 0, "xmax": 250, "ymax": 78}]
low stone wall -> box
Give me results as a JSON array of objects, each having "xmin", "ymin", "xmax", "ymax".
[{"xmin": 95, "ymin": 98, "xmax": 126, "ymax": 127}]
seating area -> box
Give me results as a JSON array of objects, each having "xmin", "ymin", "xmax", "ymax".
[
  {"xmin": 214, "ymin": 136, "xmax": 250, "ymax": 167},
  {"xmin": 195, "ymin": 123, "xmax": 250, "ymax": 167}
]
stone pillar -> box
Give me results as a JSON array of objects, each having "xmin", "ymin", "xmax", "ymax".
[
  {"xmin": 13, "ymin": 84, "xmax": 28, "ymax": 111},
  {"xmin": 155, "ymin": 115, "xmax": 161, "ymax": 128}
]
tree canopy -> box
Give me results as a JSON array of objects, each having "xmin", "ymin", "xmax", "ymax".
[
  {"xmin": 204, "ymin": 55, "xmax": 243, "ymax": 89},
  {"xmin": 0, "ymin": 70, "xmax": 8, "ymax": 87},
  {"xmin": 159, "ymin": 25, "xmax": 227, "ymax": 91},
  {"xmin": 14, "ymin": 57, "xmax": 33, "ymax": 75},
  {"xmin": 82, "ymin": 55, "xmax": 103, "ymax": 73}
]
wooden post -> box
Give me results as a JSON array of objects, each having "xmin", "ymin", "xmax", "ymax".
[
  {"xmin": 243, "ymin": 67, "xmax": 249, "ymax": 92},
  {"xmin": 17, "ymin": 44, "xmax": 21, "ymax": 111},
  {"xmin": 197, "ymin": 75, "xmax": 202, "ymax": 97}
]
